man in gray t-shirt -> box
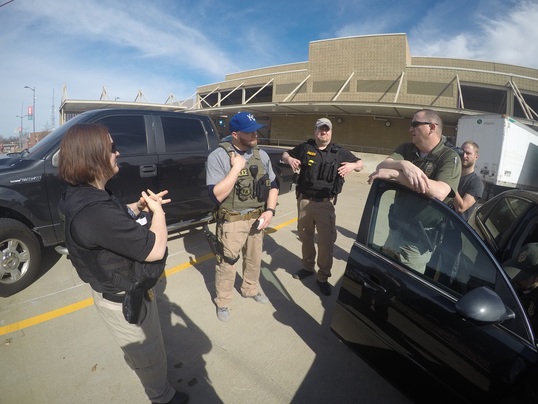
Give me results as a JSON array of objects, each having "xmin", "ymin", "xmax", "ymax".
[
  {"xmin": 206, "ymin": 112, "xmax": 279, "ymax": 322},
  {"xmin": 451, "ymin": 141, "xmax": 484, "ymax": 221}
]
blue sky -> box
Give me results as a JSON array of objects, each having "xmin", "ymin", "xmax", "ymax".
[{"xmin": 1, "ymin": 0, "xmax": 537, "ymax": 139}]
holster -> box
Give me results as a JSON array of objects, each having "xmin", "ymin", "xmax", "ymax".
[{"xmin": 122, "ymin": 282, "xmax": 144, "ymax": 324}]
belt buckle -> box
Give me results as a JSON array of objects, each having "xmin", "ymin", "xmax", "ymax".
[{"xmin": 145, "ymin": 288, "xmax": 155, "ymax": 302}]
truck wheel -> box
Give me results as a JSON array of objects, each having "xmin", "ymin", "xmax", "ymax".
[{"xmin": 0, "ymin": 218, "xmax": 42, "ymax": 297}]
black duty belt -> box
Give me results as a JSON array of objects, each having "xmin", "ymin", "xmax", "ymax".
[
  {"xmin": 299, "ymin": 193, "xmax": 333, "ymax": 202},
  {"xmin": 102, "ymin": 288, "xmax": 155, "ymax": 303}
]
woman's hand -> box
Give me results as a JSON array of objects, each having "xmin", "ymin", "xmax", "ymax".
[
  {"xmin": 140, "ymin": 189, "xmax": 170, "ymax": 213},
  {"xmin": 137, "ymin": 190, "xmax": 170, "ymax": 212}
]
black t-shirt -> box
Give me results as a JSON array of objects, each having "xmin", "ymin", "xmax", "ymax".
[
  {"xmin": 72, "ymin": 196, "xmax": 154, "ymax": 263},
  {"xmin": 457, "ymin": 171, "xmax": 484, "ymax": 221}
]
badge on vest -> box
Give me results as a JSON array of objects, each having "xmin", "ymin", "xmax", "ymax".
[
  {"xmin": 307, "ymin": 151, "xmax": 316, "ymax": 156},
  {"xmin": 239, "ymin": 169, "xmax": 248, "ymax": 177}
]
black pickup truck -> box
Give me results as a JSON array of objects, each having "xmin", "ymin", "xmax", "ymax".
[{"xmin": 0, "ymin": 108, "xmax": 293, "ymax": 296}]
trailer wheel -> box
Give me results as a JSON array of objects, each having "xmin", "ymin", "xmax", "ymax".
[{"xmin": 0, "ymin": 218, "xmax": 42, "ymax": 297}]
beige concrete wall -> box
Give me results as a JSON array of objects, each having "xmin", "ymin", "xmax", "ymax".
[
  {"xmin": 195, "ymin": 34, "xmax": 537, "ymax": 152},
  {"xmin": 200, "ymin": 35, "xmax": 538, "ymax": 101}
]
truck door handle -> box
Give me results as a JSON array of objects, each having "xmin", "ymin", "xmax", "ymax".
[{"xmin": 140, "ymin": 165, "xmax": 157, "ymax": 177}]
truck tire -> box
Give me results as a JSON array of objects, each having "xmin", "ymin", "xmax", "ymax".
[{"xmin": 0, "ymin": 218, "xmax": 42, "ymax": 297}]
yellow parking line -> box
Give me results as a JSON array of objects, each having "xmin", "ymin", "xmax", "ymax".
[
  {"xmin": 0, "ymin": 218, "xmax": 297, "ymax": 336},
  {"xmin": 0, "ymin": 298, "xmax": 95, "ymax": 336}
]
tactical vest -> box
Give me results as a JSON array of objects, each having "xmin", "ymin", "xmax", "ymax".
[
  {"xmin": 58, "ymin": 185, "xmax": 165, "ymax": 294},
  {"xmin": 219, "ymin": 142, "xmax": 269, "ymax": 211},
  {"xmin": 296, "ymin": 139, "xmax": 344, "ymax": 198}
]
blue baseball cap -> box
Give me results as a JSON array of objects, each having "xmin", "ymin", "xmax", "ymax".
[{"xmin": 229, "ymin": 112, "xmax": 265, "ymax": 133}]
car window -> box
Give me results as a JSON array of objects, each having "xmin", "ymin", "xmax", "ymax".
[
  {"xmin": 368, "ymin": 183, "xmax": 532, "ymax": 341},
  {"xmin": 161, "ymin": 116, "xmax": 208, "ymax": 153},
  {"xmin": 96, "ymin": 115, "xmax": 147, "ymax": 155},
  {"xmin": 478, "ymin": 196, "xmax": 531, "ymax": 245},
  {"xmin": 370, "ymin": 188, "xmax": 497, "ymax": 297}
]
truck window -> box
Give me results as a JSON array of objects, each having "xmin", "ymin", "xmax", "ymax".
[
  {"xmin": 161, "ymin": 117, "xmax": 207, "ymax": 153},
  {"xmin": 96, "ymin": 115, "xmax": 147, "ymax": 155}
]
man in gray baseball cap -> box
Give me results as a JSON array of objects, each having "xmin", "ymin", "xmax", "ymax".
[{"xmin": 281, "ymin": 117, "xmax": 363, "ymax": 296}]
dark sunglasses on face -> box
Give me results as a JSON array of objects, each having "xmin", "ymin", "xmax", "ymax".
[
  {"xmin": 410, "ymin": 121, "xmax": 437, "ymax": 128},
  {"xmin": 111, "ymin": 142, "xmax": 117, "ymax": 153}
]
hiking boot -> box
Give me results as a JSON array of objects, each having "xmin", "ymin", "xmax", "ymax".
[
  {"xmin": 316, "ymin": 280, "xmax": 331, "ymax": 296},
  {"xmin": 293, "ymin": 268, "xmax": 316, "ymax": 280},
  {"xmin": 243, "ymin": 292, "xmax": 269, "ymax": 304},
  {"xmin": 217, "ymin": 307, "xmax": 230, "ymax": 322}
]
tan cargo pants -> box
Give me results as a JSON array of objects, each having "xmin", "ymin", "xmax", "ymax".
[{"xmin": 214, "ymin": 217, "xmax": 264, "ymax": 308}]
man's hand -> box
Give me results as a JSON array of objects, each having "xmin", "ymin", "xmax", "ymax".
[
  {"xmin": 338, "ymin": 161, "xmax": 362, "ymax": 177},
  {"xmin": 368, "ymin": 166, "xmax": 430, "ymax": 194},
  {"xmin": 282, "ymin": 152, "xmax": 301, "ymax": 171},
  {"xmin": 399, "ymin": 161, "xmax": 430, "ymax": 194},
  {"xmin": 229, "ymin": 151, "xmax": 246, "ymax": 171},
  {"xmin": 368, "ymin": 168, "xmax": 400, "ymax": 184}
]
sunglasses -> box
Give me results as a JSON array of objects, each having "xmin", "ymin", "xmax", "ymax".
[
  {"xmin": 111, "ymin": 142, "xmax": 117, "ymax": 153},
  {"xmin": 410, "ymin": 121, "xmax": 437, "ymax": 128}
]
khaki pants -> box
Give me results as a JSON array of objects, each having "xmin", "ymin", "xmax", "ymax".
[
  {"xmin": 297, "ymin": 197, "xmax": 337, "ymax": 282},
  {"xmin": 92, "ymin": 290, "xmax": 175, "ymax": 403},
  {"xmin": 215, "ymin": 217, "xmax": 264, "ymax": 308}
]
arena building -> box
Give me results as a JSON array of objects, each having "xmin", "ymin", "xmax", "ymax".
[{"xmin": 192, "ymin": 33, "xmax": 538, "ymax": 154}]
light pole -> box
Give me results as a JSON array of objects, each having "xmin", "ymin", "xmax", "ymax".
[
  {"xmin": 16, "ymin": 114, "xmax": 27, "ymax": 149},
  {"xmin": 24, "ymin": 86, "xmax": 35, "ymax": 135}
]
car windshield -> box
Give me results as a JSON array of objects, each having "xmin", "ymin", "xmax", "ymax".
[{"xmin": 23, "ymin": 113, "xmax": 92, "ymax": 160}]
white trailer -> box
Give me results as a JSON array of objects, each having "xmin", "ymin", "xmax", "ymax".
[{"xmin": 456, "ymin": 114, "xmax": 538, "ymax": 199}]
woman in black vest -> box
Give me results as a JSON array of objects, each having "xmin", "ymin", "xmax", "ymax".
[{"xmin": 58, "ymin": 123, "xmax": 188, "ymax": 404}]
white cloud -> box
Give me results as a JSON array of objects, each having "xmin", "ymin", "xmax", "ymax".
[
  {"xmin": 2, "ymin": 0, "xmax": 538, "ymax": 138},
  {"xmin": 410, "ymin": 0, "xmax": 538, "ymax": 68}
]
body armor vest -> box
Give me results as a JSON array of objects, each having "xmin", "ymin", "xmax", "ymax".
[
  {"xmin": 296, "ymin": 139, "xmax": 344, "ymax": 198},
  {"xmin": 59, "ymin": 185, "xmax": 165, "ymax": 294},
  {"xmin": 219, "ymin": 142, "xmax": 269, "ymax": 211}
]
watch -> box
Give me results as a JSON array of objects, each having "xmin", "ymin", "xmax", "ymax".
[{"xmin": 265, "ymin": 208, "xmax": 276, "ymax": 216}]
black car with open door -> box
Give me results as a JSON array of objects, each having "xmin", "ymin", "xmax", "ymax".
[{"xmin": 331, "ymin": 179, "xmax": 538, "ymax": 403}]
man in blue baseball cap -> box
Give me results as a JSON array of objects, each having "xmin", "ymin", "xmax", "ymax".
[
  {"xmin": 206, "ymin": 112, "xmax": 279, "ymax": 321},
  {"xmin": 229, "ymin": 111, "xmax": 265, "ymax": 133}
]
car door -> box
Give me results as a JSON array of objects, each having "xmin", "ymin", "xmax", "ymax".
[{"xmin": 333, "ymin": 179, "xmax": 538, "ymax": 402}]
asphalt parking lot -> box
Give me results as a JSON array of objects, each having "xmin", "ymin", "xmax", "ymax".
[{"xmin": 0, "ymin": 156, "xmax": 413, "ymax": 404}]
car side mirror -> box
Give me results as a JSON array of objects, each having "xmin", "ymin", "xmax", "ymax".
[{"xmin": 455, "ymin": 286, "xmax": 515, "ymax": 324}]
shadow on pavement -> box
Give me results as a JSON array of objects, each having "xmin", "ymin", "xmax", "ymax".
[
  {"xmin": 261, "ymin": 234, "xmax": 381, "ymax": 403},
  {"xmin": 155, "ymin": 277, "xmax": 223, "ymax": 403}
]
